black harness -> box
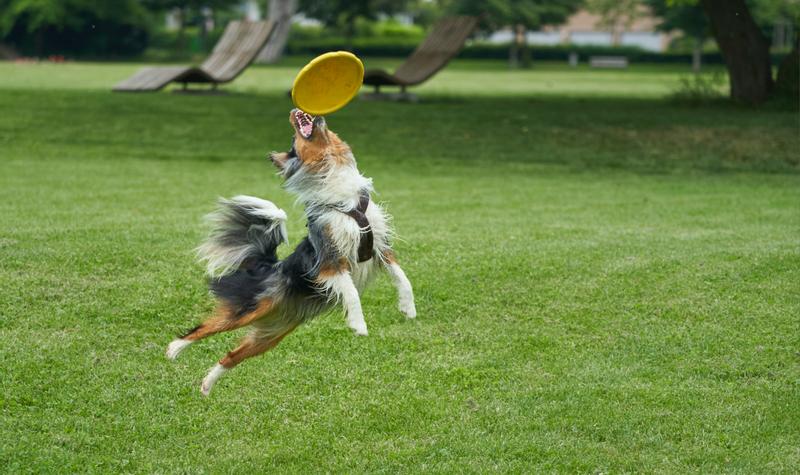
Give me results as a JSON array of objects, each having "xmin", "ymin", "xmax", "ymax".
[{"xmin": 342, "ymin": 190, "xmax": 373, "ymax": 262}]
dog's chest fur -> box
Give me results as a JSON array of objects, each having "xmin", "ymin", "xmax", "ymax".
[{"xmin": 315, "ymin": 199, "xmax": 391, "ymax": 291}]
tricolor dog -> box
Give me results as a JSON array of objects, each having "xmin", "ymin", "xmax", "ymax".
[{"xmin": 166, "ymin": 109, "xmax": 416, "ymax": 395}]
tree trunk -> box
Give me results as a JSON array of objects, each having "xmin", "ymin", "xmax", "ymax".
[
  {"xmin": 199, "ymin": 8, "xmax": 209, "ymax": 51},
  {"xmin": 700, "ymin": 0, "xmax": 773, "ymax": 104},
  {"xmin": 508, "ymin": 23, "xmax": 523, "ymax": 68},
  {"xmin": 519, "ymin": 25, "xmax": 531, "ymax": 69},
  {"xmin": 508, "ymin": 43, "xmax": 518, "ymax": 68},
  {"xmin": 35, "ymin": 28, "xmax": 44, "ymax": 58},
  {"xmin": 611, "ymin": 25, "xmax": 621, "ymax": 47},
  {"xmin": 176, "ymin": 7, "xmax": 186, "ymax": 57},
  {"xmin": 256, "ymin": 0, "xmax": 298, "ymax": 64},
  {"xmin": 692, "ymin": 35, "xmax": 703, "ymax": 73},
  {"xmin": 775, "ymin": 39, "xmax": 799, "ymax": 101}
]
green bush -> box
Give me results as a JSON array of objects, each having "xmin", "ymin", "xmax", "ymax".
[
  {"xmin": 288, "ymin": 19, "xmax": 425, "ymax": 41},
  {"xmin": 286, "ymin": 38, "xmax": 789, "ymax": 66},
  {"xmin": 286, "ymin": 37, "xmax": 422, "ymax": 57},
  {"xmin": 144, "ymin": 27, "xmax": 226, "ymax": 60},
  {"xmin": 459, "ymin": 42, "xmax": 788, "ymax": 66},
  {"xmin": 670, "ymin": 71, "xmax": 727, "ymax": 105},
  {"xmin": 366, "ymin": 19, "xmax": 426, "ymax": 39},
  {"xmin": 1, "ymin": 1, "xmax": 153, "ymax": 58}
]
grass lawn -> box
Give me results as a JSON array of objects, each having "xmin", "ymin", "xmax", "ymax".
[{"xmin": 0, "ymin": 59, "xmax": 798, "ymax": 473}]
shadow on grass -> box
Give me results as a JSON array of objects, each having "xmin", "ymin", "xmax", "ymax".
[{"xmin": 0, "ymin": 89, "xmax": 797, "ymax": 175}]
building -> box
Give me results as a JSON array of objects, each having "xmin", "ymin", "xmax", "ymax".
[{"xmin": 488, "ymin": 8, "xmax": 672, "ymax": 52}]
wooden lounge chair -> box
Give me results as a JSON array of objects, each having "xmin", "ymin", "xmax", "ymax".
[
  {"xmin": 362, "ymin": 16, "xmax": 478, "ymax": 100},
  {"xmin": 113, "ymin": 20, "xmax": 275, "ymax": 92}
]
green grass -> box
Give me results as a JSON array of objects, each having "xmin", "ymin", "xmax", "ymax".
[
  {"xmin": 0, "ymin": 58, "xmax": 729, "ymax": 98},
  {"xmin": 0, "ymin": 59, "xmax": 798, "ymax": 473}
]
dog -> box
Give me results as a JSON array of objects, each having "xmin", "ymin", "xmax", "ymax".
[{"xmin": 166, "ymin": 109, "xmax": 416, "ymax": 395}]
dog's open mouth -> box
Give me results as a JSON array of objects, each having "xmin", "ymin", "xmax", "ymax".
[{"xmin": 294, "ymin": 110, "xmax": 314, "ymax": 139}]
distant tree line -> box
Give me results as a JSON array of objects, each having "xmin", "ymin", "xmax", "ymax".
[
  {"xmin": 0, "ymin": 0, "xmax": 240, "ymax": 58},
  {"xmin": 0, "ymin": 0, "xmax": 796, "ymax": 102},
  {"xmin": 0, "ymin": 0, "xmax": 152, "ymax": 57}
]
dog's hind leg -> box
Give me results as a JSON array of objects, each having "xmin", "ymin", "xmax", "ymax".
[
  {"xmin": 200, "ymin": 324, "xmax": 296, "ymax": 396},
  {"xmin": 381, "ymin": 251, "xmax": 416, "ymax": 319},
  {"xmin": 166, "ymin": 298, "xmax": 274, "ymax": 360}
]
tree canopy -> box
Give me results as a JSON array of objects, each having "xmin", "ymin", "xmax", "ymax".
[
  {"xmin": 0, "ymin": 0, "xmax": 148, "ymax": 37},
  {"xmin": 0, "ymin": 0, "xmax": 153, "ymax": 56},
  {"xmin": 645, "ymin": 0, "xmax": 708, "ymax": 39},
  {"xmin": 449, "ymin": 0, "xmax": 582, "ymax": 31},
  {"xmin": 299, "ymin": 0, "xmax": 410, "ymax": 47}
]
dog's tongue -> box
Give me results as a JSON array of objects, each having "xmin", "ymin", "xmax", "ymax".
[{"xmin": 295, "ymin": 110, "xmax": 314, "ymax": 139}]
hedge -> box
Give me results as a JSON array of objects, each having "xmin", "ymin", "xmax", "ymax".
[{"xmin": 286, "ymin": 39, "xmax": 789, "ymax": 66}]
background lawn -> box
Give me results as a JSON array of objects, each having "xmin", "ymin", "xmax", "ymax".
[{"xmin": 0, "ymin": 59, "xmax": 798, "ymax": 473}]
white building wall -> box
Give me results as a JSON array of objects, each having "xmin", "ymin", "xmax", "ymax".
[
  {"xmin": 240, "ymin": 0, "xmax": 261, "ymax": 21},
  {"xmin": 620, "ymin": 32, "xmax": 662, "ymax": 51},
  {"xmin": 569, "ymin": 32, "xmax": 613, "ymax": 46},
  {"xmin": 528, "ymin": 31, "xmax": 562, "ymax": 45}
]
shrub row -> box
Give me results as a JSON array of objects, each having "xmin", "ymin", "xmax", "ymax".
[{"xmin": 287, "ymin": 39, "xmax": 789, "ymax": 65}]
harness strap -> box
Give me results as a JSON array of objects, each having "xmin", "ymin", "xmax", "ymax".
[{"xmin": 344, "ymin": 190, "xmax": 373, "ymax": 262}]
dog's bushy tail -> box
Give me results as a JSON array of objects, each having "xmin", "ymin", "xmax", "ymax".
[{"xmin": 197, "ymin": 196, "xmax": 288, "ymax": 278}]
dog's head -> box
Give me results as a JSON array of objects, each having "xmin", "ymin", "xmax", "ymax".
[{"xmin": 269, "ymin": 109, "xmax": 353, "ymax": 179}]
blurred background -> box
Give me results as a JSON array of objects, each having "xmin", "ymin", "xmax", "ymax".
[{"xmin": 0, "ymin": 0, "xmax": 798, "ymax": 103}]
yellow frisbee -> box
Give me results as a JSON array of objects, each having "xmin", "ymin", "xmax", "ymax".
[{"xmin": 291, "ymin": 51, "xmax": 364, "ymax": 116}]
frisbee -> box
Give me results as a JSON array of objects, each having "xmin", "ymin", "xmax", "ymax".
[{"xmin": 291, "ymin": 51, "xmax": 364, "ymax": 116}]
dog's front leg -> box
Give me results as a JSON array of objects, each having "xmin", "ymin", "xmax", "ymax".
[
  {"xmin": 321, "ymin": 271, "xmax": 368, "ymax": 336},
  {"xmin": 382, "ymin": 252, "xmax": 416, "ymax": 319},
  {"xmin": 386, "ymin": 262, "xmax": 416, "ymax": 319}
]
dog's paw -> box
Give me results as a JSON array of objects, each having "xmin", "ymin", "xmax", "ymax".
[
  {"xmin": 200, "ymin": 379, "xmax": 213, "ymax": 397},
  {"xmin": 348, "ymin": 319, "xmax": 369, "ymax": 336},
  {"xmin": 200, "ymin": 364, "xmax": 227, "ymax": 396},
  {"xmin": 166, "ymin": 339, "xmax": 191, "ymax": 360},
  {"xmin": 399, "ymin": 300, "xmax": 417, "ymax": 319}
]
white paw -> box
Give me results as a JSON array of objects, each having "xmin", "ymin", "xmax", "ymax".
[
  {"xmin": 200, "ymin": 379, "xmax": 213, "ymax": 396},
  {"xmin": 399, "ymin": 300, "xmax": 416, "ymax": 319},
  {"xmin": 166, "ymin": 339, "xmax": 191, "ymax": 360},
  {"xmin": 200, "ymin": 364, "xmax": 227, "ymax": 396},
  {"xmin": 348, "ymin": 319, "xmax": 369, "ymax": 336}
]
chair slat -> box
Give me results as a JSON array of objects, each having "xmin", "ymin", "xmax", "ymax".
[
  {"xmin": 202, "ymin": 21, "xmax": 274, "ymax": 82},
  {"xmin": 391, "ymin": 16, "xmax": 477, "ymax": 85},
  {"xmin": 113, "ymin": 66, "xmax": 192, "ymax": 92},
  {"xmin": 113, "ymin": 20, "xmax": 274, "ymax": 92}
]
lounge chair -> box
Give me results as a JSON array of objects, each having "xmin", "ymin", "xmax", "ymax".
[
  {"xmin": 113, "ymin": 20, "xmax": 275, "ymax": 92},
  {"xmin": 362, "ymin": 16, "xmax": 478, "ymax": 99}
]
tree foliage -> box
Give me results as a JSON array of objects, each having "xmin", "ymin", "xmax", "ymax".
[
  {"xmin": 660, "ymin": 0, "xmax": 799, "ymax": 35},
  {"xmin": 447, "ymin": 0, "xmax": 581, "ymax": 68},
  {"xmin": 0, "ymin": 0, "xmax": 153, "ymax": 56},
  {"xmin": 140, "ymin": 0, "xmax": 243, "ymax": 16},
  {"xmin": 586, "ymin": 0, "xmax": 642, "ymax": 32},
  {"xmin": 0, "ymin": 0, "xmax": 245, "ymax": 57},
  {"xmin": 299, "ymin": 0, "xmax": 410, "ymax": 47},
  {"xmin": 749, "ymin": 0, "xmax": 800, "ymax": 28},
  {"xmin": 0, "ymin": 0, "xmax": 147, "ymax": 36},
  {"xmin": 646, "ymin": 0, "xmax": 708, "ymax": 39},
  {"xmin": 141, "ymin": 0, "xmax": 242, "ymax": 52},
  {"xmin": 449, "ymin": 0, "xmax": 581, "ymax": 31}
]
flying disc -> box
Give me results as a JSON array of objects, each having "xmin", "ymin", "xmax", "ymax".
[{"xmin": 291, "ymin": 51, "xmax": 364, "ymax": 116}]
